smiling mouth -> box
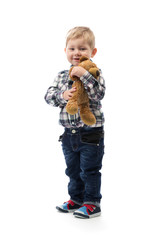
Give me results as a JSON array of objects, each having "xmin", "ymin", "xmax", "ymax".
[{"xmin": 73, "ymin": 57, "xmax": 80, "ymax": 61}]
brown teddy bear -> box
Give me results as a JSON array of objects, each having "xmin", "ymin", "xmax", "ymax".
[{"xmin": 66, "ymin": 56, "xmax": 100, "ymax": 126}]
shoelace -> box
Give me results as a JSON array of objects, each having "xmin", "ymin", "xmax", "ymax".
[
  {"xmin": 83, "ymin": 204, "xmax": 96, "ymax": 212},
  {"xmin": 64, "ymin": 200, "xmax": 75, "ymax": 206}
]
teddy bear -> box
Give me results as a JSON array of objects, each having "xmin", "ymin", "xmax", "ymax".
[{"xmin": 66, "ymin": 56, "xmax": 100, "ymax": 126}]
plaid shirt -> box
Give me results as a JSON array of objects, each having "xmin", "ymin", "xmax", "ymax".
[{"xmin": 44, "ymin": 69, "xmax": 105, "ymax": 128}]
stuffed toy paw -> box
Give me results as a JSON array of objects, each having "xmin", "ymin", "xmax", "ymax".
[{"xmin": 66, "ymin": 56, "xmax": 100, "ymax": 126}]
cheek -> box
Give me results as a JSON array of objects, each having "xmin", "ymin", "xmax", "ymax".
[
  {"xmin": 83, "ymin": 52, "xmax": 91, "ymax": 58},
  {"xmin": 67, "ymin": 53, "xmax": 72, "ymax": 60}
]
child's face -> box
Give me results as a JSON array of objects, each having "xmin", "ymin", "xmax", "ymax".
[{"xmin": 65, "ymin": 38, "xmax": 97, "ymax": 66}]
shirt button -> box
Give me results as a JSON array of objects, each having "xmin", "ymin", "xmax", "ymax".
[{"xmin": 72, "ymin": 129, "xmax": 76, "ymax": 134}]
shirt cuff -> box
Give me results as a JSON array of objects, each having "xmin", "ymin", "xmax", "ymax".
[
  {"xmin": 58, "ymin": 91, "xmax": 67, "ymax": 104},
  {"xmin": 80, "ymin": 71, "xmax": 97, "ymax": 89}
]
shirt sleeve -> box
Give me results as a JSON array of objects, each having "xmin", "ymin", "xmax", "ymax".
[
  {"xmin": 80, "ymin": 70, "xmax": 105, "ymax": 101},
  {"xmin": 44, "ymin": 74, "xmax": 67, "ymax": 107}
]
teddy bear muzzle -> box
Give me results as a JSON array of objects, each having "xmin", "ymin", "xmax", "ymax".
[
  {"xmin": 96, "ymin": 70, "xmax": 100, "ymax": 77},
  {"xmin": 89, "ymin": 68, "xmax": 100, "ymax": 79}
]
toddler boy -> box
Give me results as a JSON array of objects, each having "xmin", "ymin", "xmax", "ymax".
[{"xmin": 45, "ymin": 26, "xmax": 105, "ymax": 218}]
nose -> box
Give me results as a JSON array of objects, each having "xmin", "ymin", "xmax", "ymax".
[
  {"xmin": 96, "ymin": 70, "xmax": 100, "ymax": 77},
  {"xmin": 75, "ymin": 49, "xmax": 80, "ymax": 55}
]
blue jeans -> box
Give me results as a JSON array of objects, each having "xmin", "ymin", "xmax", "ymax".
[{"xmin": 59, "ymin": 126, "xmax": 104, "ymax": 207}]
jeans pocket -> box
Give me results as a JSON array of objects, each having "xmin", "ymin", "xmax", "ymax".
[
  {"xmin": 80, "ymin": 131, "xmax": 104, "ymax": 146},
  {"xmin": 58, "ymin": 133, "xmax": 65, "ymax": 142}
]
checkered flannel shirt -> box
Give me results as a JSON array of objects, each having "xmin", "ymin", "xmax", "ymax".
[{"xmin": 44, "ymin": 69, "xmax": 105, "ymax": 128}]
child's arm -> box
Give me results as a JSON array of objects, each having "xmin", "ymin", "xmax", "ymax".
[
  {"xmin": 80, "ymin": 70, "xmax": 105, "ymax": 101},
  {"xmin": 44, "ymin": 72, "xmax": 67, "ymax": 107}
]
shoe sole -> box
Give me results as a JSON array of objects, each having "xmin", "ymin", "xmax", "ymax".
[
  {"xmin": 56, "ymin": 206, "xmax": 79, "ymax": 213},
  {"xmin": 73, "ymin": 212, "xmax": 101, "ymax": 219}
]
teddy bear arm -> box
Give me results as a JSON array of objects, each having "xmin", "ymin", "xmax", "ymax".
[
  {"xmin": 65, "ymin": 81, "xmax": 79, "ymax": 115},
  {"xmin": 74, "ymin": 80, "xmax": 89, "ymax": 105},
  {"xmin": 77, "ymin": 89, "xmax": 89, "ymax": 105},
  {"xmin": 65, "ymin": 80, "xmax": 84, "ymax": 115}
]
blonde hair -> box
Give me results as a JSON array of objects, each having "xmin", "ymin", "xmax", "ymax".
[{"xmin": 66, "ymin": 26, "xmax": 95, "ymax": 49}]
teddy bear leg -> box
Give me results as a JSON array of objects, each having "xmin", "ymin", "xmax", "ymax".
[
  {"xmin": 66, "ymin": 100, "xmax": 78, "ymax": 115},
  {"xmin": 79, "ymin": 104, "xmax": 96, "ymax": 126}
]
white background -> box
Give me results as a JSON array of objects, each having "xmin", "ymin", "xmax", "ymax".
[{"xmin": 0, "ymin": 0, "xmax": 161, "ymax": 239}]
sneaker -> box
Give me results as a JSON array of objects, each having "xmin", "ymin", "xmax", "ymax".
[
  {"xmin": 56, "ymin": 200, "xmax": 82, "ymax": 213},
  {"xmin": 73, "ymin": 204, "xmax": 101, "ymax": 219}
]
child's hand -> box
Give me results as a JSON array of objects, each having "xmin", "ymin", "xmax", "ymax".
[
  {"xmin": 70, "ymin": 66, "xmax": 87, "ymax": 78},
  {"xmin": 63, "ymin": 87, "xmax": 77, "ymax": 100}
]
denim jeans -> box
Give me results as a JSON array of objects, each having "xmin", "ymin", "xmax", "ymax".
[{"xmin": 59, "ymin": 126, "xmax": 104, "ymax": 207}]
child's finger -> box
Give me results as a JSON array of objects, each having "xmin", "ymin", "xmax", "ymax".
[{"xmin": 70, "ymin": 87, "xmax": 76, "ymax": 92}]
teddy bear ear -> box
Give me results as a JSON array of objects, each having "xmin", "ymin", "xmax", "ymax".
[{"xmin": 79, "ymin": 56, "xmax": 89, "ymax": 62}]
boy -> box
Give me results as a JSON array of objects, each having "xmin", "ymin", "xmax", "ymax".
[{"xmin": 45, "ymin": 27, "xmax": 105, "ymax": 218}]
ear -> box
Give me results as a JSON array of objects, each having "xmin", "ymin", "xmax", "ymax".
[
  {"xmin": 64, "ymin": 48, "xmax": 66, "ymax": 53},
  {"xmin": 91, "ymin": 48, "xmax": 97, "ymax": 58},
  {"xmin": 79, "ymin": 56, "xmax": 89, "ymax": 62}
]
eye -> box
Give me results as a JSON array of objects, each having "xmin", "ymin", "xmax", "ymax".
[
  {"xmin": 69, "ymin": 48, "xmax": 74, "ymax": 51},
  {"xmin": 80, "ymin": 48, "xmax": 86, "ymax": 51}
]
